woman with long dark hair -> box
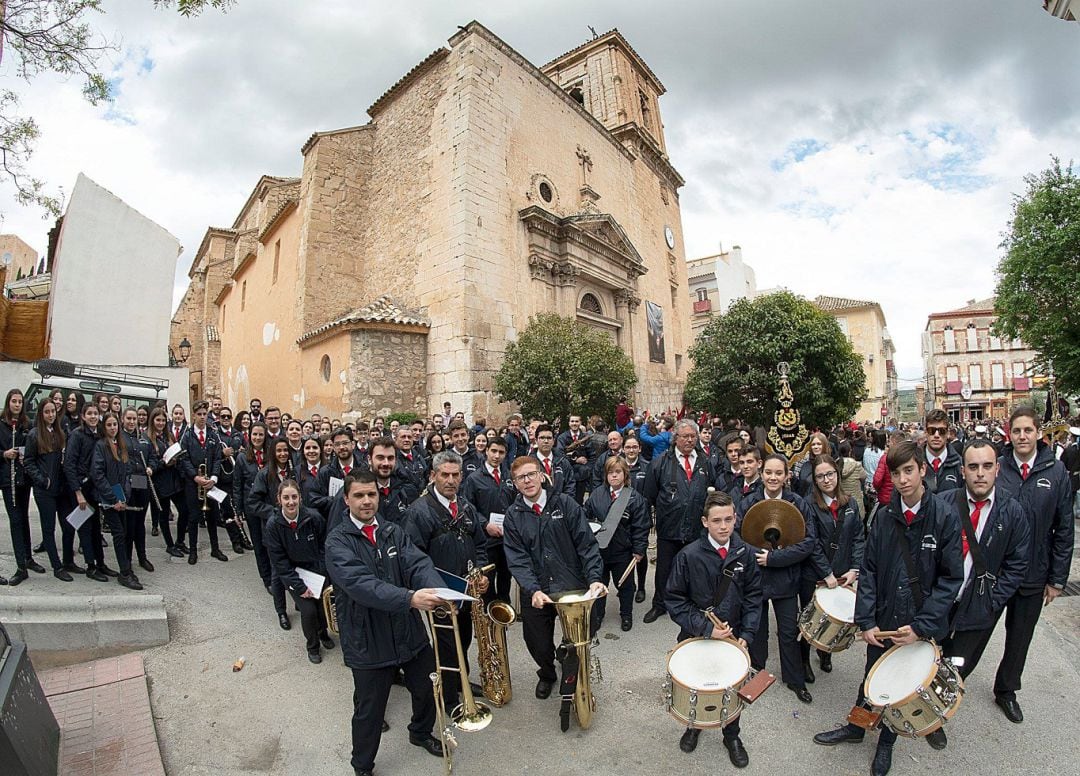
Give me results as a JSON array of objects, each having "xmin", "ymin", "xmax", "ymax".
[
  {"xmin": 121, "ymin": 408, "xmax": 154, "ymax": 574},
  {"xmin": 91, "ymin": 413, "xmax": 141, "ymax": 590},
  {"xmin": 23, "ymin": 399, "xmax": 76, "ymax": 581},
  {"xmin": 146, "ymin": 407, "xmax": 186, "ymax": 557},
  {"xmin": 64, "ymin": 402, "xmax": 115, "ymax": 581},
  {"xmin": 2, "ymin": 388, "xmax": 43, "ymax": 584},
  {"xmin": 234, "ymin": 421, "xmax": 271, "ymax": 593},
  {"xmin": 249, "ymin": 437, "xmax": 293, "ymax": 629},
  {"xmin": 62, "ymin": 391, "xmax": 83, "ymax": 436}
]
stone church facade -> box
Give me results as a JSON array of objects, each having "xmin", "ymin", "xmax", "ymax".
[{"xmin": 172, "ymin": 22, "xmax": 693, "ymax": 420}]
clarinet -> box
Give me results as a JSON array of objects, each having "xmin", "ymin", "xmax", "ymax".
[
  {"xmin": 9, "ymin": 422, "xmax": 15, "ymax": 503},
  {"xmin": 140, "ymin": 448, "xmax": 162, "ymax": 512}
]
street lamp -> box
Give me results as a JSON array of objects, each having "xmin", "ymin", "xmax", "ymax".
[{"xmin": 178, "ymin": 337, "xmax": 192, "ymax": 363}]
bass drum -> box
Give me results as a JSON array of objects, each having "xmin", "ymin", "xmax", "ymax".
[{"xmin": 664, "ymin": 638, "xmax": 750, "ymax": 729}]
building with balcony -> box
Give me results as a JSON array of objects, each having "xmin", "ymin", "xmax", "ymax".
[
  {"xmin": 813, "ymin": 296, "xmax": 898, "ymax": 422},
  {"xmin": 687, "ymin": 245, "xmax": 757, "ymax": 337},
  {"xmin": 921, "ymin": 297, "xmax": 1044, "ymax": 424}
]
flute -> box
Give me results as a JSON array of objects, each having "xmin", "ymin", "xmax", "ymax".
[{"xmin": 9, "ymin": 422, "xmax": 16, "ymax": 503}]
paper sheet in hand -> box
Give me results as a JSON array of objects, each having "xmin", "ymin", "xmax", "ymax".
[
  {"xmin": 296, "ymin": 568, "xmax": 326, "ymax": 598},
  {"xmin": 163, "ymin": 443, "xmax": 182, "ymax": 463},
  {"xmin": 432, "ymin": 588, "xmax": 478, "ymax": 602},
  {"xmin": 436, "ymin": 568, "xmax": 469, "ymax": 593},
  {"xmin": 329, "ymin": 477, "xmax": 344, "ymax": 498},
  {"xmin": 488, "ymin": 512, "xmax": 505, "ymax": 528},
  {"xmin": 206, "ymin": 486, "xmax": 228, "ymax": 503},
  {"xmin": 66, "ymin": 504, "xmax": 93, "ymax": 529}
]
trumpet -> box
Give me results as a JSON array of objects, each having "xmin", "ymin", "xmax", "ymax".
[
  {"xmin": 198, "ymin": 463, "xmax": 209, "ymax": 513},
  {"xmin": 427, "ymin": 601, "xmax": 493, "ymax": 775}
]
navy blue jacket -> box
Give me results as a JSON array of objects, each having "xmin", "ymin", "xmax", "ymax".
[
  {"xmin": 264, "ymin": 506, "xmax": 327, "ymax": 594},
  {"xmin": 997, "ymin": 443, "xmax": 1074, "ymax": 592},
  {"xmin": 802, "ymin": 497, "xmax": 864, "ymax": 582},
  {"xmin": 666, "ymin": 534, "xmax": 763, "ymax": 643},
  {"xmin": 0, "ymin": 418, "xmax": 29, "ymax": 489},
  {"xmin": 924, "ymin": 446, "xmax": 963, "ymax": 494},
  {"xmin": 325, "ymin": 518, "xmax": 444, "ymax": 670},
  {"xmin": 310, "ymin": 457, "xmax": 357, "ymax": 516},
  {"xmin": 176, "ymin": 425, "xmax": 222, "ymax": 486},
  {"xmin": 230, "ymin": 450, "xmax": 263, "ymax": 517},
  {"xmin": 503, "ymin": 491, "xmax": 603, "ymax": 599},
  {"xmin": 404, "ymin": 491, "xmax": 488, "ymax": 577},
  {"xmin": 941, "ymin": 488, "xmax": 1029, "ymax": 632},
  {"xmin": 738, "ymin": 490, "xmax": 817, "ymax": 600},
  {"xmin": 23, "ymin": 427, "xmax": 64, "ymax": 497},
  {"xmin": 582, "ymin": 486, "xmax": 650, "ymax": 562},
  {"xmin": 146, "ymin": 435, "xmax": 183, "ymax": 499},
  {"xmin": 530, "ymin": 451, "xmax": 575, "ymax": 498},
  {"xmin": 645, "ymin": 448, "xmax": 716, "ymax": 543},
  {"xmin": 325, "ymin": 472, "xmax": 419, "ymax": 533},
  {"xmin": 729, "ymin": 476, "xmax": 764, "ymax": 515},
  {"xmin": 459, "ymin": 463, "xmax": 514, "ymax": 548},
  {"xmin": 90, "ymin": 438, "xmax": 132, "ymax": 507},
  {"xmin": 63, "ymin": 425, "xmax": 100, "ymax": 498},
  {"xmin": 855, "ymin": 491, "xmax": 963, "ymax": 641}
]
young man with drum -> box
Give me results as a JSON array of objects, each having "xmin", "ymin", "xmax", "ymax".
[
  {"xmin": 813, "ymin": 441, "xmax": 962, "ymax": 776},
  {"xmin": 666, "ymin": 490, "xmax": 761, "ymax": 766},
  {"xmin": 939, "ymin": 439, "xmax": 1029, "ymax": 682}
]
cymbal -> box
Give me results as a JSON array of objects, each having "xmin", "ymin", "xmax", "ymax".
[{"xmin": 741, "ymin": 499, "xmax": 806, "ymax": 549}]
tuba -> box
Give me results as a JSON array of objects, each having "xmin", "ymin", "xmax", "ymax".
[
  {"xmin": 467, "ymin": 564, "xmax": 516, "ymax": 707},
  {"xmin": 554, "ymin": 589, "xmax": 606, "ymax": 732},
  {"xmin": 321, "ymin": 585, "xmax": 338, "ymax": 635}
]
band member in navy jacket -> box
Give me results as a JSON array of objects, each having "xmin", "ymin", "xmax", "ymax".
[
  {"xmin": 91, "ymin": 413, "xmax": 140, "ymax": 590},
  {"xmin": 311, "ymin": 428, "xmax": 361, "ymax": 516},
  {"xmin": 22, "ymin": 398, "xmax": 74, "ymax": 581},
  {"xmin": 64, "ymin": 402, "xmax": 113, "ymax": 580},
  {"xmin": 460, "ymin": 435, "xmax": 515, "ymax": 604},
  {"xmin": 667, "ymin": 490, "xmax": 761, "ymax": 765},
  {"xmin": 940, "ymin": 439, "xmax": 1029, "ymax": 680},
  {"xmin": 176, "ymin": 400, "xmax": 227, "ymax": 565},
  {"xmin": 530, "ymin": 424, "xmax": 575, "ymax": 498},
  {"xmin": 146, "ymin": 407, "xmax": 186, "ymax": 558}
]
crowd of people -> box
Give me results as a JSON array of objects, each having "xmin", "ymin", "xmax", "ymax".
[{"xmin": 1, "ymin": 387, "xmax": 1078, "ymax": 776}]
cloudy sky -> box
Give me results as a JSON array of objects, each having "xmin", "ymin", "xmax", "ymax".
[{"xmin": 1, "ymin": 0, "xmax": 1077, "ymax": 384}]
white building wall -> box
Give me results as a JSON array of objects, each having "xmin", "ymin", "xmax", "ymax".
[
  {"xmin": 47, "ymin": 174, "xmax": 181, "ymax": 366},
  {"xmin": 712, "ymin": 246, "xmax": 757, "ymax": 314}
]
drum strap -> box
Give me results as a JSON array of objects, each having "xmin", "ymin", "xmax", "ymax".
[
  {"xmin": 957, "ymin": 496, "xmax": 990, "ymax": 591},
  {"xmin": 825, "ymin": 512, "xmax": 844, "ymax": 563},
  {"xmin": 891, "ymin": 518, "xmax": 924, "ymax": 610},
  {"xmin": 596, "ymin": 488, "xmax": 631, "ymax": 550},
  {"xmin": 710, "ymin": 564, "xmax": 737, "ymax": 610}
]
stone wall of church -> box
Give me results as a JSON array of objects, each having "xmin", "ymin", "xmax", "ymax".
[{"xmin": 346, "ymin": 328, "xmax": 428, "ymax": 418}]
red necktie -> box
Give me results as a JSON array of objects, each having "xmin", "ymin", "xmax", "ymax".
[
  {"xmin": 311, "ymin": 466, "xmax": 318, "ymax": 477},
  {"xmin": 361, "ymin": 524, "xmax": 376, "ymax": 545},
  {"xmin": 288, "ymin": 519, "xmax": 297, "ymax": 531},
  {"xmin": 611, "ymin": 490, "xmax": 618, "ymax": 501},
  {"xmin": 683, "ymin": 455, "xmax": 693, "ymax": 481},
  {"xmin": 380, "ymin": 486, "xmax": 390, "ymax": 497},
  {"xmin": 963, "ymin": 500, "xmax": 988, "ymax": 558},
  {"xmin": 198, "ymin": 428, "xmax": 205, "ymax": 446},
  {"xmin": 533, "ymin": 503, "xmax": 542, "ymax": 515},
  {"xmin": 493, "ymin": 469, "xmax": 501, "ymax": 485},
  {"xmin": 1021, "ymin": 463, "xmax": 1030, "ymax": 481},
  {"xmin": 255, "ymin": 450, "xmax": 263, "ymax": 467},
  {"xmin": 449, "ymin": 501, "xmax": 458, "ymax": 520},
  {"xmin": 742, "ymin": 483, "xmax": 750, "ymax": 495},
  {"xmin": 405, "ymin": 453, "xmax": 412, "ymax": 462},
  {"xmin": 932, "ymin": 458, "xmax": 941, "ymax": 473},
  {"xmin": 279, "ymin": 469, "xmax": 287, "ymax": 479},
  {"xmin": 829, "ymin": 501, "xmax": 839, "ymax": 522},
  {"xmin": 343, "ymin": 466, "xmax": 351, "ymax": 476},
  {"xmin": 718, "ymin": 547, "xmax": 728, "ymax": 560},
  {"xmin": 543, "ymin": 458, "xmax": 552, "ymax": 476},
  {"xmin": 904, "ymin": 509, "xmax": 916, "ymax": 525}
]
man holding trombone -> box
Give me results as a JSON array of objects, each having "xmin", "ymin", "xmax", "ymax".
[{"xmin": 325, "ymin": 471, "xmax": 448, "ymax": 776}]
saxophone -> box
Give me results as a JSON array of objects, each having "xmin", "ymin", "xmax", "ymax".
[{"xmin": 467, "ymin": 563, "xmax": 516, "ymax": 707}]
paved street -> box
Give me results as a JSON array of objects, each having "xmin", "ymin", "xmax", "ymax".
[{"xmin": 3, "ymin": 512, "xmax": 1080, "ymax": 776}]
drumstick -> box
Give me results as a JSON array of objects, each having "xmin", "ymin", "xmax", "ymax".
[
  {"xmin": 875, "ymin": 630, "xmax": 904, "ymax": 639},
  {"xmin": 615, "ymin": 557, "xmax": 639, "ymax": 587},
  {"xmin": 704, "ymin": 610, "xmax": 730, "ymax": 631}
]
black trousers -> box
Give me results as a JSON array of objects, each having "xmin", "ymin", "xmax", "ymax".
[
  {"xmin": 287, "ymin": 588, "xmax": 329, "ymax": 653},
  {"xmin": 941, "ymin": 627, "xmax": 994, "ymax": 680},
  {"xmin": 749, "ymin": 596, "xmax": 806, "ymax": 688},
  {"xmin": 246, "ymin": 509, "xmax": 273, "ymax": 588},
  {"xmin": 33, "ymin": 491, "xmax": 72, "ymax": 570},
  {"xmin": 796, "ymin": 579, "xmax": 830, "ymax": 665},
  {"xmin": 518, "ymin": 590, "xmax": 601, "ymax": 683},
  {"xmin": 992, "ymin": 588, "xmax": 1044, "ymax": 701},
  {"xmin": 482, "ymin": 543, "xmax": 512, "ymax": 603},
  {"xmin": 652, "ymin": 536, "xmax": 693, "ymax": 611},
  {"xmin": 349, "ymin": 646, "xmax": 436, "ymax": 772},
  {"xmin": 846, "ymin": 643, "xmax": 896, "ymax": 746},
  {"xmin": 432, "ymin": 603, "xmax": 474, "ymax": 708},
  {"xmin": 79, "ymin": 495, "xmax": 105, "ymax": 567},
  {"xmin": 182, "ymin": 483, "xmax": 221, "ymax": 552},
  {"xmin": 123, "ymin": 507, "xmax": 148, "ymax": 565},
  {"xmin": 102, "ymin": 505, "xmax": 131, "ymax": 572},
  {"xmin": 594, "ymin": 556, "xmax": 635, "ymax": 628},
  {"xmin": 150, "ymin": 492, "xmax": 183, "ymax": 550},
  {"xmin": 3, "ymin": 482, "xmax": 33, "ymax": 569}
]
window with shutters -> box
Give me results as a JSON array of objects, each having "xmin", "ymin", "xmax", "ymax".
[
  {"xmin": 966, "ymin": 323, "xmax": 978, "ymax": 351},
  {"xmin": 969, "ymin": 364, "xmax": 982, "ymax": 390},
  {"xmin": 991, "ymin": 363, "xmax": 1004, "ymax": 389},
  {"xmin": 943, "ymin": 325, "xmax": 956, "ymax": 352},
  {"xmin": 946, "ymin": 365, "xmax": 959, "ymax": 383}
]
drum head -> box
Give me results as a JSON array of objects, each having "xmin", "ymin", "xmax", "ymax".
[
  {"xmin": 668, "ymin": 639, "xmax": 749, "ymax": 689},
  {"xmin": 815, "ymin": 586, "xmax": 856, "ymax": 622},
  {"xmin": 866, "ymin": 641, "xmax": 937, "ymax": 704}
]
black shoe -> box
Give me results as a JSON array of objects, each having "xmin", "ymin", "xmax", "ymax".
[
  {"xmin": 175, "ymin": 542, "xmax": 189, "ymax": 554},
  {"xmin": 139, "ymin": 559, "xmax": 155, "ymax": 572},
  {"xmin": 819, "ymin": 653, "xmax": 833, "ymax": 673},
  {"xmin": 307, "ymin": 651, "xmax": 322, "ymax": 664},
  {"xmin": 995, "ymin": 696, "xmax": 1023, "ymax": 723},
  {"xmin": 27, "ymin": 559, "xmax": 46, "ymax": 574},
  {"xmin": 211, "ymin": 549, "xmax": 229, "ymax": 562},
  {"xmin": 469, "ymin": 682, "xmax": 485, "ymax": 698},
  {"xmin": 279, "ymin": 614, "xmax": 291, "ymax": 631},
  {"xmin": 86, "ymin": 566, "xmax": 109, "ymax": 582},
  {"xmin": 54, "ymin": 569, "xmax": 74, "ymax": 582},
  {"xmin": 97, "ymin": 564, "xmax": 119, "ymax": 578},
  {"xmin": 925, "ymin": 727, "xmax": 947, "ymax": 750},
  {"xmin": 621, "ymin": 615, "xmax": 633, "ymax": 632},
  {"xmin": 355, "ymin": 770, "xmax": 373, "ymax": 776},
  {"xmin": 724, "ymin": 736, "xmax": 749, "ymax": 768},
  {"xmin": 872, "ymin": 742, "xmax": 893, "ymax": 776},
  {"xmin": 151, "ymin": 526, "xmax": 159, "ymax": 537},
  {"xmin": 166, "ymin": 546, "xmax": 185, "ymax": 558},
  {"xmin": 63, "ymin": 562, "xmax": 87, "ymax": 574},
  {"xmin": 643, "ymin": 606, "xmax": 665, "ymax": 624},
  {"xmin": 535, "ymin": 679, "xmax": 553, "ymax": 699},
  {"xmin": 381, "ymin": 720, "xmax": 390, "ymax": 733},
  {"xmin": 787, "ymin": 683, "xmax": 812, "ymax": 703},
  {"xmin": 8, "ymin": 568, "xmax": 29, "ymax": 586},
  {"xmin": 409, "ymin": 735, "xmax": 443, "ymax": 757},
  {"xmin": 32, "ymin": 542, "xmax": 44, "ymax": 554},
  {"xmin": 679, "ymin": 727, "xmax": 701, "ymax": 753},
  {"xmin": 0, "ymin": 575, "xmax": 6, "ymax": 585},
  {"xmin": 188, "ymin": 550, "xmax": 198, "ymax": 565},
  {"xmin": 803, "ymin": 661, "xmax": 815, "ymax": 684},
  {"xmin": 232, "ymin": 542, "xmax": 246, "ymax": 554},
  {"xmin": 320, "ymin": 634, "xmax": 335, "ymax": 650},
  {"xmin": 813, "ymin": 726, "xmax": 864, "ymax": 746},
  {"xmin": 242, "ymin": 537, "xmax": 254, "ymax": 551},
  {"xmin": 118, "ymin": 572, "xmax": 144, "ymax": 591},
  {"xmin": 635, "ymin": 589, "xmax": 646, "ymax": 603}
]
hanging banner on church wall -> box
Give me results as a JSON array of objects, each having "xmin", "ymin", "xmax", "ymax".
[{"xmin": 646, "ymin": 300, "xmax": 665, "ymax": 363}]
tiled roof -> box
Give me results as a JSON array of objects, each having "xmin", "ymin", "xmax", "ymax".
[
  {"xmin": 934, "ymin": 297, "xmax": 995, "ymax": 316},
  {"xmin": 813, "ymin": 295, "xmax": 878, "ymax": 312},
  {"xmin": 367, "ymin": 47, "xmax": 450, "ymax": 118},
  {"xmin": 541, "ymin": 28, "xmax": 666, "ymax": 93},
  {"xmin": 297, "ymin": 295, "xmax": 430, "ymax": 344}
]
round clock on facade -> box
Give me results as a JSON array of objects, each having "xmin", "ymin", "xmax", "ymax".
[{"xmin": 664, "ymin": 225, "xmax": 675, "ymax": 249}]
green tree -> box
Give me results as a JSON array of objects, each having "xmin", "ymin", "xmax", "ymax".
[
  {"xmin": 686, "ymin": 291, "xmax": 866, "ymax": 429},
  {"xmin": 0, "ymin": 0, "xmax": 232, "ymax": 216},
  {"xmin": 494, "ymin": 313, "xmax": 637, "ymax": 427},
  {"xmin": 993, "ymin": 158, "xmax": 1080, "ymax": 395}
]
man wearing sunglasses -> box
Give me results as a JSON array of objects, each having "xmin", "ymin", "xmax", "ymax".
[{"xmin": 923, "ymin": 410, "xmax": 962, "ymax": 494}]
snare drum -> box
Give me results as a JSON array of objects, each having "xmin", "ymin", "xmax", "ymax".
[
  {"xmin": 864, "ymin": 640, "xmax": 964, "ymax": 738},
  {"xmin": 797, "ymin": 586, "xmax": 858, "ymax": 652},
  {"xmin": 664, "ymin": 638, "xmax": 750, "ymax": 728}
]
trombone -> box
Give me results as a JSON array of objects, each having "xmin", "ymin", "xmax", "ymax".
[{"xmin": 427, "ymin": 601, "xmax": 493, "ymax": 774}]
